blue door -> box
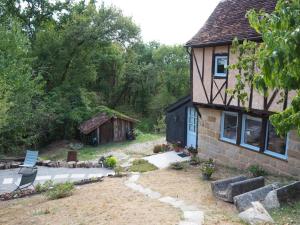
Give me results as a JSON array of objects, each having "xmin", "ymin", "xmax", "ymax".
[{"xmin": 186, "ymin": 107, "xmax": 198, "ymax": 148}]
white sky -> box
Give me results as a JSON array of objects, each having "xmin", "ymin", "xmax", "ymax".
[{"xmin": 100, "ymin": 0, "xmax": 220, "ymax": 45}]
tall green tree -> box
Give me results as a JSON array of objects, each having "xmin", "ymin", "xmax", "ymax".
[{"xmin": 229, "ymin": 0, "xmax": 300, "ymax": 135}]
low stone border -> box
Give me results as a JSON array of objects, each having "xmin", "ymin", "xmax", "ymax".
[
  {"xmin": 0, "ymin": 177, "xmax": 105, "ymax": 201},
  {"xmin": 0, "ymin": 161, "xmax": 22, "ymax": 170}
]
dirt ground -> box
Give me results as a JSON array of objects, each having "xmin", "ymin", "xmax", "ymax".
[
  {"xmin": 138, "ymin": 166, "xmax": 245, "ymax": 225},
  {"xmin": 0, "ymin": 177, "xmax": 181, "ymax": 225}
]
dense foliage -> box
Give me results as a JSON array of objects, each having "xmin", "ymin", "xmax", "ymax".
[
  {"xmin": 229, "ymin": 0, "xmax": 300, "ymax": 135},
  {"xmin": 0, "ymin": 1, "xmax": 189, "ymax": 154}
]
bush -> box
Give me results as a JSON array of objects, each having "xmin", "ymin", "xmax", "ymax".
[
  {"xmin": 201, "ymin": 158, "xmax": 215, "ymax": 177},
  {"xmin": 129, "ymin": 159, "xmax": 157, "ymax": 173},
  {"xmin": 114, "ymin": 165, "xmax": 124, "ymax": 177},
  {"xmin": 35, "ymin": 180, "xmax": 54, "ymax": 193},
  {"xmin": 105, "ymin": 156, "xmax": 117, "ymax": 168},
  {"xmin": 248, "ymin": 164, "xmax": 267, "ymax": 177},
  {"xmin": 153, "ymin": 145, "xmax": 162, "ymax": 153},
  {"xmin": 189, "ymin": 156, "xmax": 200, "ymax": 165},
  {"xmin": 45, "ymin": 182, "xmax": 74, "ymax": 200},
  {"xmin": 170, "ymin": 162, "xmax": 186, "ymax": 170}
]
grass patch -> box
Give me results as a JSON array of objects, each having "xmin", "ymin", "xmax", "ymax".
[
  {"xmin": 269, "ymin": 201, "xmax": 300, "ymax": 225},
  {"xmin": 40, "ymin": 132, "xmax": 163, "ymax": 161},
  {"xmin": 129, "ymin": 159, "xmax": 157, "ymax": 173}
]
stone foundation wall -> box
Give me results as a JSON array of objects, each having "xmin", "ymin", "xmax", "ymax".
[{"xmin": 197, "ymin": 107, "xmax": 300, "ymax": 179}]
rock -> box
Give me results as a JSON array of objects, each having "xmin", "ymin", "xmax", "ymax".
[
  {"xmin": 67, "ymin": 161, "xmax": 76, "ymax": 168},
  {"xmin": 36, "ymin": 160, "xmax": 43, "ymax": 166},
  {"xmin": 263, "ymin": 181, "xmax": 300, "ymax": 210},
  {"xmin": 10, "ymin": 161, "xmax": 21, "ymax": 168},
  {"xmin": 42, "ymin": 160, "xmax": 51, "ymax": 166},
  {"xmin": 76, "ymin": 161, "xmax": 85, "ymax": 168},
  {"xmin": 4, "ymin": 163, "xmax": 11, "ymax": 169},
  {"xmin": 0, "ymin": 163, "xmax": 6, "ymax": 169},
  {"xmin": 239, "ymin": 201, "xmax": 274, "ymax": 225},
  {"xmin": 234, "ymin": 183, "xmax": 279, "ymax": 212}
]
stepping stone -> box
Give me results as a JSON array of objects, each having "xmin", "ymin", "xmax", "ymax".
[
  {"xmin": 70, "ymin": 174, "xmax": 85, "ymax": 179},
  {"xmin": 3, "ymin": 178, "xmax": 13, "ymax": 184},
  {"xmin": 87, "ymin": 173, "xmax": 103, "ymax": 178},
  {"xmin": 179, "ymin": 221, "xmax": 199, "ymax": 225},
  {"xmin": 183, "ymin": 211, "xmax": 204, "ymax": 224},
  {"xmin": 54, "ymin": 174, "xmax": 69, "ymax": 179},
  {"xmin": 128, "ymin": 174, "xmax": 140, "ymax": 182},
  {"xmin": 36, "ymin": 175, "xmax": 52, "ymax": 181}
]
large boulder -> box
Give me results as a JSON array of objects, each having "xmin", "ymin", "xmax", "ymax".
[{"xmin": 239, "ymin": 201, "xmax": 274, "ymax": 225}]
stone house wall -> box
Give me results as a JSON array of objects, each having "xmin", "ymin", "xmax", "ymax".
[{"xmin": 197, "ymin": 107, "xmax": 300, "ymax": 179}]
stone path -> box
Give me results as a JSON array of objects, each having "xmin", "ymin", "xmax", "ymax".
[
  {"xmin": 0, "ymin": 166, "xmax": 114, "ymax": 194},
  {"xmin": 125, "ymin": 173, "xmax": 204, "ymax": 225},
  {"xmin": 143, "ymin": 151, "xmax": 190, "ymax": 169}
]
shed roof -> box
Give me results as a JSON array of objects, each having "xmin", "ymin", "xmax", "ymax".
[
  {"xmin": 186, "ymin": 0, "xmax": 277, "ymax": 47},
  {"xmin": 79, "ymin": 109, "xmax": 138, "ymax": 135},
  {"xmin": 165, "ymin": 95, "xmax": 191, "ymax": 112}
]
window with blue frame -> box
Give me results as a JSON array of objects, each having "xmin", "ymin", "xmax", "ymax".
[
  {"xmin": 241, "ymin": 115, "xmax": 262, "ymax": 151},
  {"xmin": 264, "ymin": 122, "xmax": 287, "ymax": 159},
  {"xmin": 220, "ymin": 111, "xmax": 238, "ymax": 143},
  {"xmin": 214, "ymin": 55, "xmax": 228, "ymax": 77}
]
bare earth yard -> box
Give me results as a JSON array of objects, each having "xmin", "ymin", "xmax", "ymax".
[{"xmin": 0, "ymin": 177, "xmax": 181, "ymax": 225}]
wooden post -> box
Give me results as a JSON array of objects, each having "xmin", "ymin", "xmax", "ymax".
[{"xmin": 97, "ymin": 127, "xmax": 100, "ymax": 144}]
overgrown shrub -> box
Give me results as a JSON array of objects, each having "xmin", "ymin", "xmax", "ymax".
[
  {"xmin": 105, "ymin": 156, "xmax": 117, "ymax": 168},
  {"xmin": 248, "ymin": 164, "xmax": 267, "ymax": 177},
  {"xmin": 114, "ymin": 165, "xmax": 124, "ymax": 177},
  {"xmin": 45, "ymin": 182, "xmax": 74, "ymax": 200}
]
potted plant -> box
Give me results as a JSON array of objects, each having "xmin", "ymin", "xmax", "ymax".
[
  {"xmin": 187, "ymin": 146, "xmax": 198, "ymax": 157},
  {"xmin": 200, "ymin": 158, "xmax": 215, "ymax": 180},
  {"xmin": 172, "ymin": 141, "xmax": 182, "ymax": 152}
]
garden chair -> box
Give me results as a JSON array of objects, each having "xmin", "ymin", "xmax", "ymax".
[
  {"xmin": 18, "ymin": 150, "xmax": 39, "ymax": 174},
  {"xmin": 14, "ymin": 168, "xmax": 38, "ymax": 191}
]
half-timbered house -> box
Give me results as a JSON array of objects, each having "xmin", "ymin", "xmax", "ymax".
[{"xmin": 185, "ymin": 0, "xmax": 300, "ymax": 178}]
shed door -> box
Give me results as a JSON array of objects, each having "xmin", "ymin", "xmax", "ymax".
[
  {"xmin": 100, "ymin": 121, "xmax": 113, "ymax": 144},
  {"xmin": 186, "ymin": 107, "xmax": 197, "ymax": 148}
]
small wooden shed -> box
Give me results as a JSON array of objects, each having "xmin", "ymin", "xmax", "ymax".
[{"xmin": 79, "ymin": 112, "xmax": 138, "ymax": 145}]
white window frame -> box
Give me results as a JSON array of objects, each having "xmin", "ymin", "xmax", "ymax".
[
  {"xmin": 241, "ymin": 115, "xmax": 262, "ymax": 151},
  {"xmin": 214, "ymin": 55, "xmax": 228, "ymax": 77},
  {"xmin": 220, "ymin": 111, "xmax": 238, "ymax": 144},
  {"xmin": 264, "ymin": 121, "xmax": 288, "ymax": 160}
]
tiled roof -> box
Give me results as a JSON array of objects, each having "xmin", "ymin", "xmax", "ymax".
[{"xmin": 186, "ymin": 0, "xmax": 277, "ymax": 47}]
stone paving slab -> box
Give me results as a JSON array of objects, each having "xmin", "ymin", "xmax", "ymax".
[
  {"xmin": 143, "ymin": 151, "xmax": 190, "ymax": 169},
  {"xmin": 0, "ymin": 166, "xmax": 114, "ymax": 194}
]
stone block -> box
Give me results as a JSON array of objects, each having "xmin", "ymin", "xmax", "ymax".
[
  {"xmin": 0, "ymin": 163, "xmax": 5, "ymax": 169},
  {"xmin": 263, "ymin": 181, "xmax": 300, "ymax": 210},
  {"xmin": 67, "ymin": 161, "xmax": 76, "ymax": 168},
  {"xmin": 234, "ymin": 183, "xmax": 279, "ymax": 212},
  {"xmin": 239, "ymin": 201, "xmax": 274, "ymax": 225}
]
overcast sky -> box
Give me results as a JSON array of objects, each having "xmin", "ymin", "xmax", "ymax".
[{"xmin": 100, "ymin": 0, "xmax": 220, "ymax": 45}]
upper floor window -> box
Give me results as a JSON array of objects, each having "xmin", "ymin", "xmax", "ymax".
[
  {"xmin": 241, "ymin": 115, "xmax": 262, "ymax": 151},
  {"xmin": 220, "ymin": 111, "xmax": 238, "ymax": 144},
  {"xmin": 214, "ymin": 55, "xmax": 228, "ymax": 77},
  {"xmin": 265, "ymin": 122, "xmax": 287, "ymax": 159}
]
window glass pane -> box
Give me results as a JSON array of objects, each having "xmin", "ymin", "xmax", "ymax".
[
  {"xmin": 243, "ymin": 116, "xmax": 262, "ymax": 148},
  {"xmin": 223, "ymin": 113, "xmax": 237, "ymax": 141},
  {"xmin": 215, "ymin": 56, "xmax": 227, "ymax": 75},
  {"xmin": 267, "ymin": 123, "xmax": 286, "ymax": 155}
]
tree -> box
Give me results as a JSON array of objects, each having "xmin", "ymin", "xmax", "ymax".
[
  {"xmin": 229, "ymin": 0, "xmax": 300, "ymax": 135},
  {"xmin": 0, "ymin": 19, "xmax": 45, "ymax": 153}
]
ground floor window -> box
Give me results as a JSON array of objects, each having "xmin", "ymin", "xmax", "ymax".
[
  {"xmin": 265, "ymin": 122, "xmax": 287, "ymax": 159},
  {"xmin": 219, "ymin": 111, "xmax": 288, "ymax": 159},
  {"xmin": 220, "ymin": 111, "xmax": 238, "ymax": 143},
  {"xmin": 241, "ymin": 115, "xmax": 262, "ymax": 151}
]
